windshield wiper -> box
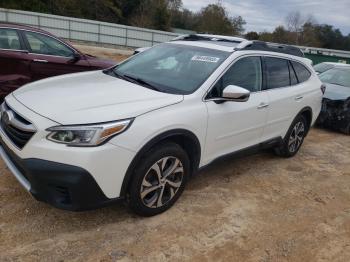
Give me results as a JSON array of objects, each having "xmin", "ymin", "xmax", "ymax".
[
  {"xmin": 123, "ymin": 74, "xmax": 161, "ymax": 92},
  {"xmin": 108, "ymin": 69, "xmax": 162, "ymax": 91},
  {"xmin": 109, "ymin": 70, "xmax": 130, "ymax": 82}
]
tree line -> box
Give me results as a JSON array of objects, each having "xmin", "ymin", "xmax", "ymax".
[
  {"xmin": 246, "ymin": 11, "xmax": 350, "ymax": 51},
  {"xmin": 1, "ymin": 0, "xmax": 349, "ymax": 50},
  {"xmin": 0, "ymin": 0, "xmax": 245, "ymax": 34}
]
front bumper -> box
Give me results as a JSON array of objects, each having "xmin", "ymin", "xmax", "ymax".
[
  {"xmin": 0, "ymin": 138, "xmax": 123, "ymax": 211},
  {"xmin": 0, "ymin": 94, "xmax": 137, "ymax": 210},
  {"xmin": 317, "ymin": 99, "xmax": 350, "ymax": 131}
]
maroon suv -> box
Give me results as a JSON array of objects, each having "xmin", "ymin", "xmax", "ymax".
[{"xmin": 0, "ymin": 23, "xmax": 117, "ymax": 100}]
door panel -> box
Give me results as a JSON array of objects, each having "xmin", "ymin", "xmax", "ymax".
[
  {"xmin": 204, "ymin": 92, "xmax": 269, "ymax": 163},
  {"xmin": 22, "ymin": 30, "xmax": 91, "ymax": 81},
  {"xmin": 0, "ymin": 50, "xmax": 31, "ymax": 99},
  {"xmin": 0, "ymin": 28, "xmax": 31, "ymax": 100},
  {"xmin": 262, "ymin": 86, "xmax": 302, "ymax": 141},
  {"xmin": 261, "ymin": 57, "xmax": 310, "ymax": 141},
  {"xmin": 203, "ymin": 56, "xmax": 268, "ymax": 164},
  {"xmin": 28, "ymin": 54, "xmax": 90, "ymax": 81}
]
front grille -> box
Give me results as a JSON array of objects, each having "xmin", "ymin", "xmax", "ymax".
[{"xmin": 0, "ymin": 102, "xmax": 36, "ymax": 149}]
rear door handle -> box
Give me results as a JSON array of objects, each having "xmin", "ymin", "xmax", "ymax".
[
  {"xmin": 257, "ymin": 103, "xmax": 269, "ymax": 109},
  {"xmin": 295, "ymin": 95, "xmax": 303, "ymax": 101},
  {"xmin": 33, "ymin": 59, "xmax": 48, "ymax": 63}
]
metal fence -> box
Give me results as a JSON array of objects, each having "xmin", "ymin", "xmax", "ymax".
[{"xmin": 0, "ymin": 8, "xmax": 180, "ymax": 48}]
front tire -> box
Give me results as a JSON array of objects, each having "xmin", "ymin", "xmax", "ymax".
[
  {"xmin": 128, "ymin": 143, "xmax": 190, "ymax": 216},
  {"xmin": 274, "ymin": 115, "xmax": 307, "ymax": 158}
]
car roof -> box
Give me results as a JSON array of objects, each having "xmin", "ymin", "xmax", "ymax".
[
  {"xmin": 0, "ymin": 22, "xmax": 55, "ymax": 36},
  {"xmin": 169, "ymin": 34, "xmax": 306, "ymax": 60}
]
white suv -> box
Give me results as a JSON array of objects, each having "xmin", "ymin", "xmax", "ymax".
[{"xmin": 0, "ymin": 35, "xmax": 323, "ymax": 216}]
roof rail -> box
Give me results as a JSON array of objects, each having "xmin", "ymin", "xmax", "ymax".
[
  {"xmin": 172, "ymin": 34, "xmax": 245, "ymax": 44},
  {"xmin": 236, "ymin": 41, "xmax": 304, "ymax": 57}
]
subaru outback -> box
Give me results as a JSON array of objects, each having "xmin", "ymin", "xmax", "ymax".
[{"xmin": 0, "ymin": 35, "xmax": 323, "ymax": 216}]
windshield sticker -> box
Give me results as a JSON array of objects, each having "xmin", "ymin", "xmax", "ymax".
[{"xmin": 191, "ymin": 55, "xmax": 220, "ymax": 63}]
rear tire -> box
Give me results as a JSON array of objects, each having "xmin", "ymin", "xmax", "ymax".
[
  {"xmin": 128, "ymin": 143, "xmax": 190, "ymax": 216},
  {"xmin": 274, "ymin": 115, "xmax": 307, "ymax": 158}
]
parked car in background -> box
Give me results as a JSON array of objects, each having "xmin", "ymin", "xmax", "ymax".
[
  {"xmin": 0, "ymin": 35, "xmax": 323, "ymax": 216},
  {"xmin": 0, "ymin": 23, "xmax": 116, "ymax": 100},
  {"xmin": 314, "ymin": 62, "xmax": 349, "ymax": 74},
  {"xmin": 317, "ymin": 66, "xmax": 350, "ymax": 134}
]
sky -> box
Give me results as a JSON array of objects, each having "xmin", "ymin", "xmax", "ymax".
[{"xmin": 182, "ymin": 0, "xmax": 350, "ymax": 35}]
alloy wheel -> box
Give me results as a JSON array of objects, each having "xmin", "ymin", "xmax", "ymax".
[
  {"xmin": 140, "ymin": 156, "xmax": 184, "ymax": 208},
  {"xmin": 288, "ymin": 121, "xmax": 305, "ymax": 153}
]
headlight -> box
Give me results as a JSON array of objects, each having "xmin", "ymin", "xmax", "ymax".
[{"xmin": 46, "ymin": 119, "xmax": 133, "ymax": 147}]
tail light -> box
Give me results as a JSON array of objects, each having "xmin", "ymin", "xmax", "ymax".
[{"xmin": 321, "ymin": 84, "xmax": 326, "ymax": 95}]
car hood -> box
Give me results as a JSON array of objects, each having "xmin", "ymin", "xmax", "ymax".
[
  {"xmin": 323, "ymin": 83, "xmax": 350, "ymax": 101},
  {"xmin": 13, "ymin": 71, "xmax": 183, "ymax": 125}
]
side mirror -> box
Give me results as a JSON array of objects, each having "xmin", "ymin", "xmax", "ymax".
[
  {"xmin": 68, "ymin": 53, "xmax": 81, "ymax": 63},
  {"xmin": 222, "ymin": 85, "xmax": 250, "ymax": 102}
]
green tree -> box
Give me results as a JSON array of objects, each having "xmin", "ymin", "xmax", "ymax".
[
  {"xmin": 272, "ymin": 26, "xmax": 290, "ymax": 44},
  {"xmin": 231, "ymin": 16, "xmax": 246, "ymax": 35},
  {"xmin": 171, "ymin": 8, "xmax": 198, "ymax": 30},
  {"xmin": 245, "ymin": 31, "xmax": 259, "ymax": 40},
  {"xmin": 153, "ymin": 0, "xmax": 171, "ymax": 31},
  {"xmin": 196, "ymin": 3, "xmax": 245, "ymax": 35},
  {"xmin": 300, "ymin": 22, "xmax": 321, "ymax": 47},
  {"xmin": 258, "ymin": 31, "xmax": 273, "ymax": 42}
]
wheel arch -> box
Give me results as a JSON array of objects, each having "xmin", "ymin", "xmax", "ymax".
[
  {"xmin": 298, "ymin": 106, "xmax": 313, "ymax": 135},
  {"xmin": 120, "ymin": 129, "xmax": 202, "ymax": 197}
]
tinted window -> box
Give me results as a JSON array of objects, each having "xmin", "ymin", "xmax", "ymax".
[
  {"xmin": 291, "ymin": 61, "xmax": 311, "ymax": 83},
  {"xmin": 114, "ymin": 43, "xmax": 229, "ymax": 95},
  {"xmin": 24, "ymin": 32, "xmax": 74, "ymax": 57},
  {"xmin": 289, "ymin": 61, "xmax": 298, "ymax": 85},
  {"xmin": 265, "ymin": 57, "xmax": 290, "ymax": 89},
  {"xmin": 0, "ymin": 29, "xmax": 21, "ymax": 50},
  {"xmin": 209, "ymin": 56, "xmax": 262, "ymax": 97}
]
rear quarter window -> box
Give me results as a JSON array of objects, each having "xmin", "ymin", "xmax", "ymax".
[{"xmin": 291, "ymin": 61, "xmax": 311, "ymax": 83}]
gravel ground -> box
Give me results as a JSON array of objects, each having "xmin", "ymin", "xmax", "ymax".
[
  {"xmin": 0, "ymin": 45, "xmax": 350, "ymax": 262},
  {"xmin": 72, "ymin": 43, "xmax": 132, "ymax": 62}
]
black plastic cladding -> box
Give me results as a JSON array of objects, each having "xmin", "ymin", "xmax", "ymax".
[{"xmin": 237, "ymin": 41, "xmax": 305, "ymax": 57}]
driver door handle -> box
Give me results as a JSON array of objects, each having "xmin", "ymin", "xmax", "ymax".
[
  {"xmin": 257, "ymin": 102, "xmax": 269, "ymax": 109},
  {"xmin": 33, "ymin": 59, "xmax": 48, "ymax": 63}
]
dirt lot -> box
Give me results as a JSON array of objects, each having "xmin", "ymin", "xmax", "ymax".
[
  {"xmin": 1, "ymin": 46, "xmax": 350, "ymax": 262},
  {"xmin": 72, "ymin": 43, "xmax": 132, "ymax": 62}
]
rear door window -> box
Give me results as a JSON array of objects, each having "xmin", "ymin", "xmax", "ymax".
[
  {"xmin": 0, "ymin": 29, "xmax": 22, "ymax": 50},
  {"xmin": 291, "ymin": 61, "xmax": 311, "ymax": 83},
  {"xmin": 264, "ymin": 57, "xmax": 290, "ymax": 89}
]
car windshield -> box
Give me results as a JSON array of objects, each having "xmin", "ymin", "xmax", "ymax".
[
  {"xmin": 111, "ymin": 43, "xmax": 230, "ymax": 94},
  {"xmin": 319, "ymin": 67, "xmax": 350, "ymax": 87},
  {"xmin": 313, "ymin": 63, "xmax": 334, "ymax": 74}
]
